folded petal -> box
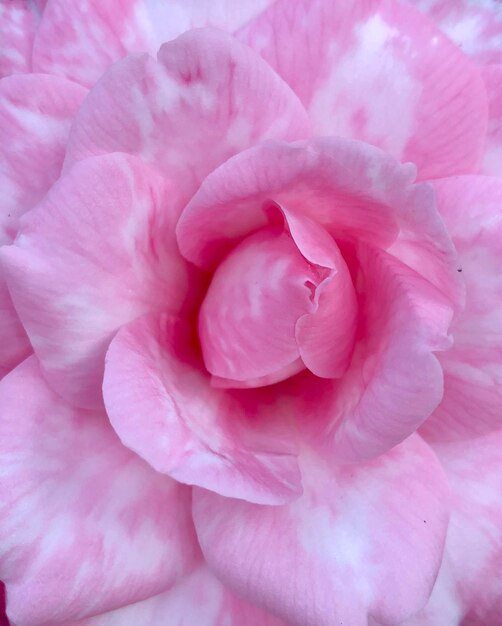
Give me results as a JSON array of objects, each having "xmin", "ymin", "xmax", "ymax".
[
  {"xmin": 64, "ymin": 28, "xmax": 309, "ymax": 199},
  {"xmin": 61, "ymin": 567, "xmax": 287, "ymax": 626},
  {"xmin": 0, "ymin": 73, "xmax": 87, "ymax": 245},
  {"xmin": 1, "ymin": 153, "xmax": 193, "ymax": 409},
  {"xmin": 0, "ymin": 267, "xmax": 30, "ymax": 379},
  {"xmin": 410, "ymin": 0, "xmax": 502, "ymax": 66},
  {"xmin": 482, "ymin": 64, "xmax": 502, "ymax": 176},
  {"xmin": 420, "ymin": 176, "xmax": 502, "ymax": 441},
  {"xmin": 237, "ymin": 0, "xmax": 487, "ymax": 179},
  {"xmin": 104, "ymin": 313, "xmax": 301, "ymax": 504},
  {"xmin": 0, "ymin": 357, "xmax": 199, "ymax": 626},
  {"xmin": 193, "ymin": 435, "xmax": 450, "ymax": 626},
  {"xmin": 405, "ymin": 430, "xmax": 502, "ymax": 626},
  {"xmin": 0, "ymin": 1, "xmax": 38, "ymax": 78}
]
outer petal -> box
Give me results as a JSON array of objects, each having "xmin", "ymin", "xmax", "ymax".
[
  {"xmin": 0, "ymin": 357, "xmax": 199, "ymax": 626},
  {"xmin": 64, "ymin": 28, "xmax": 310, "ymax": 199},
  {"xmin": 0, "ymin": 1, "xmax": 38, "ymax": 78},
  {"xmin": 193, "ymin": 435, "xmax": 450, "ymax": 626},
  {"xmin": 237, "ymin": 0, "xmax": 487, "ymax": 179},
  {"xmin": 482, "ymin": 64, "xmax": 502, "ymax": 176},
  {"xmin": 410, "ymin": 0, "xmax": 502, "ymax": 66},
  {"xmin": 421, "ymin": 176, "xmax": 502, "ymax": 441},
  {"xmin": 103, "ymin": 313, "xmax": 301, "ymax": 505},
  {"xmin": 0, "ymin": 268, "xmax": 30, "ymax": 379},
  {"xmin": 1, "ymin": 153, "xmax": 194, "ymax": 409},
  {"xmin": 32, "ymin": 0, "xmax": 277, "ymax": 88},
  {"xmin": 405, "ymin": 430, "xmax": 502, "ymax": 626}
]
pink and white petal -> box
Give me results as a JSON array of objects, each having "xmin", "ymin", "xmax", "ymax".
[
  {"xmin": 238, "ymin": 0, "xmax": 487, "ymax": 179},
  {"xmin": 0, "ymin": 357, "xmax": 199, "ymax": 626},
  {"xmin": 405, "ymin": 430, "xmax": 502, "ymax": 626},
  {"xmin": 104, "ymin": 313, "xmax": 301, "ymax": 505},
  {"xmin": 64, "ymin": 28, "xmax": 310, "ymax": 199},
  {"xmin": 1, "ymin": 153, "xmax": 194, "ymax": 409},
  {"xmin": 177, "ymin": 138, "xmax": 461, "ymax": 309},
  {"xmin": 61, "ymin": 566, "xmax": 288, "ymax": 626},
  {"xmin": 0, "ymin": 267, "xmax": 30, "ymax": 379},
  {"xmin": 482, "ymin": 64, "xmax": 502, "ymax": 176},
  {"xmin": 0, "ymin": 73, "xmax": 87, "ymax": 245},
  {"xmin": 296, "ymin": 243, "xmax": 453, "ymax": 463},
  {"xmin": 31, "ymin": 0, "xmax": 156, "ymax": 88},
  {"xmin": 193, "ymin": 435, "xmax": 450, "ymax": 626},
  {"xmin": 0, "ymin": 1, "xmax": 39, "ymax": 78},
  {"xmin": 410, "ymin": 0, "xmax": 502, "ymax": 66},
  {"xmin": 420, "ymin": 176, "xmax": 502, "ymax": 442}
]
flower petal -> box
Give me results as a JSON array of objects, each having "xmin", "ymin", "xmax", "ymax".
[
  {"xmin": 0, "ymin": 267, "xmax": 30, "ymax": 379},
  {"xmin": 482, "ymin": 64, "xmax": 502, "ymax": 176},
  {"xmin": 237, "ymin": 0, "xmax": 488, "ymax": 179},
  {"xmin": 193, "ymin": 435, "xmax": 450, "ymax": 626},
  {"xmin": 420, "ymin": 176, "xmax": 502, "ymax": 441},
  {"xmin": 405, "ymin": 430, "xmax": 502, "ymax": 625},
  {"xmin": 0, "ymin": 1, "xmax": 38, "ymax": 78},
  {"xmin": 61, "ymin": 567, "xmax": 288, "ymax": 626},
  {"xmin": 104, "ymin": 313, "xmax": 302, "ymax": 504},
  {"xmin": 0, "ymin": 357, "xmax": 199, "ymax": 626},
  {"xmin": 409, "ymin": 0, "xmax": 502, "ymax": 66},
  {"xmin": 64, "ymin": 28, "xmax": 310, "ymax": 198},
  {"xmin": 1, "ymin": 153, "xmax": 193, "ymax": 409}
]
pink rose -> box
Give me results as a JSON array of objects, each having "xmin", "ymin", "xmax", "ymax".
[{"xmin": 0, "ymin": 1, "xmax": 501, "ymax": 625}]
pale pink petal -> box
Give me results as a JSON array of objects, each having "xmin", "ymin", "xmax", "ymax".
[
  {"xmin": 237, "ymin": 0, "xmax": 487, "ymax": 179},
  {"xmin": 0, "ymin": 357, "xmax": 199, "ymax": 626},
  {"xmin": 0, "ymin": 267, "xmax": 30, "ymax": 379},
  {"xmin": 482, "ymin": 64, "xmax": 502, "ymax": 176},
  {"xmin": 0, "ymin": 1, "xmax": 38, "ymax": 78},
  {"xmin": 0, "ymin": 74, "xmax": 87, "ymax": 245},
  {"xmin": 64, "ymin": 28, "xmax": 309, "ymax": 199},
  {"xmin": 1, "ymin": 153, "xmax": 194, "ymax": 409},
  {"xmin": 405, "ymin": 430, "xmax": 502, "ymax": 626},
  {"xmin": 420, "ymin": 176, "xmax": 502, "ymax": 441},
  {"xmin": 62, "ymin": 567, "xmax": 288, "ymax": 626},
  {"xmin": 103, "ymin": 313, "xmax": 301, "ymax": 504},
  {"xmin": 193, "ymin": 435, "xmax": 449, "ymax": 626},
  {"xmin": 297, "ymin": 242, "xmax": 453, "ymax": 462},
  {"xmin": 410, "ymin": 0, "xmax": 502, "ymax": 65},
  {"xmin": 32, "ymin": 0, "xmax": 155, "ymax": 88}
]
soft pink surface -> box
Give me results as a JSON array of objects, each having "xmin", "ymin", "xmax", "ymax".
[
  {"xmin": 482, "ymin": 64, "xmax": 502, "ymax": 176},
  {"xmin": 64, "ymin": 28, "xmax": 309, "ymax": 199},
  {"xmin": 0, "ymin": 357, "xmax": 200, "ymax": 626},
  {"xmin": 193, "ymin": 434, "xmax": 449, "ymax": 626},
  {"xmin": 420, "ymin": 176, "xmax": 502, "ymax": 442},
  {"xmin": 104, "ymin": 313, "xmax": 301, "ymax": 504},
  {"xmin": 0, "ymin": 1, "xmax": 39, "ymax": 78},
  {"xmin": 1, "ymin": 153, "xmax": 194, "ymax": 409},
  {"xmin": 237, "ymin": 0, "xmax": 488, "ymax": 179},
  {"xmin": 405, "ymin": 430, "xmax": 502, "ymax": 626}
]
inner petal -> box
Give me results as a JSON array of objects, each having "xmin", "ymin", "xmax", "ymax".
[{"xmin": 199, "ymin": 227, "xmax": 320, "ymax": 387}]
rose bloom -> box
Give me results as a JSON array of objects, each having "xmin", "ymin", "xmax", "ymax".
[{"xmin": 0, "ymin": 0, "xmax": 502, "ymax": 625}]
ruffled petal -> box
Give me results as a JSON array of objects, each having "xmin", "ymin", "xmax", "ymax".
[
  {"xmin": 61, "ymin": 567, "xmax": 287, "ymax": 626},
  {"xmin": 103, "ymin": 313, "xmax": 302, "ymax": 504},
  {"xmin": 421, "ymin": 176, "xmax": 502, "ymax": 441},
  {"xmin": 0, "ymin": 357, "xmax": 199, "ymax": 626},
  {"xmin": 482, "ymin": 64, "xmax": 502, "ymax": 176},
  {"xmin": 410, "ymin": 0, "xmax": 502, "ymax": 65},
  {"xmin": 193, "ymin": 435, "xmax": 450, "ymax": 626},
  {"xmin": 0, "ymin": 1, "xmax": 39, "ymax": 78},
  {"xmin": 1, "ymin": 153, "xmax": 193, "ymax": 409},
  {"xmin": 237, "ymin": 0, "xmax": 487, "ymax": 179},
  {"xmin": 64, "ymin": 28, "xmax": 309, "ymax": 199},
  {"xmin": 405, "ymin": 430, "xmax": 502, "ymax": 626}
]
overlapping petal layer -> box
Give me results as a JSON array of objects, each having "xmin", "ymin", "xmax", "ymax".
[
  {"xmin": 482, "ymin": 64, "xmax": 502, "ymax": 176},
  {"xmin": 104, "ymin": 313, "xmax": 301, "ymax": 504},
  {"xmin": 64, "ymin": 28, "xmax": 310, "ymax": 198},
  {"xmin": 1, "ymin": 153, "xmax": 193, "ymax": 408},
  {"xmin": 237, "ymin": 0, "xmax": 487, "ymax": 179},
  {"xmin": 0, "ymin": 357, "xmax": 199, "ymax": 626},
  {"xmin": 0, "ymin": 1, "xmax": 39, "ymax": 78},
  {"xmin": 420, "ymin": 176, "xmax": 502, "ymax": 441},
  {"xmin": 193, "ymin": 435, "xmax": 450, "ymax": 626}
]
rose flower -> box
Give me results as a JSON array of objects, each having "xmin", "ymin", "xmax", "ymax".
[{"xmin": 0, "ymin": 1, "xmax": 501, "ymax": 625}]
